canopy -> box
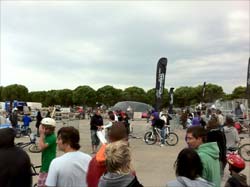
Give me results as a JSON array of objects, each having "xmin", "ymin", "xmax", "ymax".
[{"xmin": 111, "ymin": 101, "xmax": 153, "ymax": 112}]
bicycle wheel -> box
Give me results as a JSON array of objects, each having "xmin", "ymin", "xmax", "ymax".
[
  {"xmin": 144, "ymin": 131, "xmax": 157, "ymax": 145},
  {"xmin": 165, "ymin": 132, "xmax": 179, "ymax": 146},
  {"xmin": 29, "ymin": 144, "xmax": 41, "ymax": 153},
  {"xmin": 238, "ymin": 143, "xmax": 250, "ymax": 162}
]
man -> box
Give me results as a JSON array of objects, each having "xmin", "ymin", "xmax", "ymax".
[
  {"xmin": 0, "ymin": 127, "xmax": 32, "ymax": 187},
  {"xmin": 46, "ymin": 126, "xmax": 91, "ymax": 187},
  {"xmin": 38, "ymin": 117, "xmax": 57, "ymax": 187},
  {"xmin": 10, "ymin": 108, "xmax": 18, "ymax": 129},
  {"xmin": 186, "ymin": 126, "xmax": 221, "ymax": 187},
  {"xmin": 90, "ymin": 109, "xmax": 103, "ymax": 153}
]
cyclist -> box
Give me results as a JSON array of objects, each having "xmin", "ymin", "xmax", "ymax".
[
  {"xmin": 225, "ymin": 154, "xmax": 248, "ymax": 187},
  {"xmin": 151, "ymin": 112, "xmax": 165, "ymax": 146}
]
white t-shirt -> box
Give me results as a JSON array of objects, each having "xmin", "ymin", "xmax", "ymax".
[{"xmin": 45, "ymin": 151, "xmax": 91, "ymax": 187}]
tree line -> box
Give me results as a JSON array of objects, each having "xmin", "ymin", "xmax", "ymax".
[{"xmin": 0, "ymin": 84, "xmax": 247, "ymax": 108}]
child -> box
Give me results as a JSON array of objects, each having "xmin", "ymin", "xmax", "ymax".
[
  {"xmin": 225, "ymin": 154, "xmax": 248, "ymax": 187},
  {"xmin": 22, "ymin": 113, "xmax": 32, "ymax": 133}
]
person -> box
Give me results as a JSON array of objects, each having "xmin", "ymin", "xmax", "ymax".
[
  {"xmin": 86, "ymin": 122, "xmax": 128, "ymax": 187},
  {"xmin": 160, "ymin": 111, "xmax": 167, "ymax": 146},
  {"xmin": 22, "ymin": 113, "xmax": 32, "ymax": 133},
  {"xmin": 186, "ymin": 126, "xmax": 221, "ymax": 187},
  {"xmin": 45, "ymin": 126, "xmax": 92, "ymax": 187},
  {"xmin": 10, "ymin": 108, "xmax": 18, "ymax": 129},
  {"xmin": 38, "ymin": 117, "xmax": 57, "ymax": 187},
  {"xmin": 235, "ymin": 102, "xmax": 243, "ymax": 120},
  {"xmin": 223, "ymin": 115, "xmax": 240, "ymax": 150},
  {"xmin": 36, "ymin": 109, "xmax": 43, "ymax": 137},
  {"xmin": 206, "ymin": 118, "xmax": 227, "ymax": 177},
  {"xmin": 90, "ymin": 109, "xmax": 104, "ymax": 154},
  {"xmin": 191, "ymin": 112, "xmax": 201, "ymax": 126},
  {"xmin": 122, "ymin": 112, "xmax": 130, "ymax": 135},
  {"xmin": 166, "ymin": 148, "xmax": 215, "ymax": 187},
  {"xmin": 0, "ymin": 127, "xmax": 32, "ymax": 187},
  {"xmin": 216, "ymin": 109, "xmax": 224, "ymax": 127},
  {"xmin": 225, "ymin": 154, "xmax": 248, "ymax": 187},
  {"xmin": 99, "ymin": 140, "xmax": 143, "ymax": 187},
  {"xmin": 151, "ymin": 111, "xmax": 165, "ymax": 146}
]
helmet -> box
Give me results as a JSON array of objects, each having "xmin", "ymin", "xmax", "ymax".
[
  {"xmin": 41, "ymin": 118, "xmax": 56, "ymax": 127},
  {"xmin": 227, "ymin": 154, "xmax": 245, "ymax": 170}
]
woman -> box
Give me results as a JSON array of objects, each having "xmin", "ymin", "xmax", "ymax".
[
  {"xmin": 98, "ymin": 140, "xmax": 143, "ymax": 187},
  {"xmin": 166, "ymin": 148, "xmax": 215, "ymax": 187}
]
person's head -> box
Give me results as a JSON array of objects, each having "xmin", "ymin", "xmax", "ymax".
[
  {"xmin": 108, "ymin": 113, "xmax": 115, "ymax": 121},
  {"xmin": 206, "ymin": 118, "xmax": 220, "ymax": 131},
  {"xmin": 57, "ymin": 126, "xmax": 80, "ymax": 151},
  {"xmin": 108, "ymin": 121, "xmax": 128, "ymax": 142},
  {"xmin": 225, "ymin": 115, "xmax": 234, "ymax": 127},
  {"xmin": 186, "ymin": 126, "xmax": 207, "ymax": 149},
  {"xmin": 95, "ymin": 109, "xmax": 101, "ymax": 116},
  {"xmin": 227, "ymin": 154, "xmax": 245, "ymax": 173},
  {"xmin": 0, "ymin": 128, "xmax": 16, "ymax": 148},
  {"xmin": 174, "ymin": 148, "xmax": 203, "ymax": 180},
  {"xmin": 105, "ymin": 140, "xmax": 132, "ymax": 174},
  {"xmin": 41, "ymin": 117, "xmax": 56, "ymax": 135}
]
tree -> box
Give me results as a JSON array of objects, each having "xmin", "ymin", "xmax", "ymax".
[
  {"xmin": 122, "ymin": 86, "xmax": 147, "ymax": 103},
  {"xmin": 96, "ymin": 85, "xmax": 122, "ymax": 107},
  {"xmin": 0, "ymin": 86, "xmax": 3, "ymax": 101},
  {"xmin": 174, "ymin": 86, "xmax": 196, "ymax": 107},
  {"xmin": 29, "ymin": 91, "xmax": 47, "ymax": 105},
  {"xmin": 54, "ymin": 89, "xmax": 73, "ymax": 106},
  {"xmin": 1, "ymin": 84, "xmax": 29, "ymax": 101},
  {"xmin": 146, "ymin": 88, "xmax": 169, "ymax": 109},
  {"xmin": 72, "ymin": 86, "xmax": 96, "ymax": 106},
  {"xmin": 203, "ymin": 83, "xmax": 225, "ymax": 103},
  {"xmin": 231, "ymin": 86, "xmax": 246, "ymax": 99}
]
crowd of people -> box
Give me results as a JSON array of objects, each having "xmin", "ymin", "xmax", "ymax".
[{"xmin": 0, "ymin": 106, "xmax": 249, "ymax": 187}]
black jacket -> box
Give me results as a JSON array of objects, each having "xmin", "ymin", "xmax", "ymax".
[
  {"xmin": 90, "ymin": 114, "xmax": 103, "ymax": 130},
  {"xmin": 0, "ymin": 128, "xmax": 32, "ymax": 187}
]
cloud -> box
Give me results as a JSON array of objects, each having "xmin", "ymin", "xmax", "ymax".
[{"xmin": 0, "ymin": 1, "xmax": 249, "ymax": 94}]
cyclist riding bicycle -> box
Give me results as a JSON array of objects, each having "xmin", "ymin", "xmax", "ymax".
[{"xmin": 150, "ymin": 112, "xmax": 165, "ymax": 146}]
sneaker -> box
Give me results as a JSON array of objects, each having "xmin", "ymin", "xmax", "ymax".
[{"xmin": 160, "ymin": 144, "xmax": 164, "ymax": 147}]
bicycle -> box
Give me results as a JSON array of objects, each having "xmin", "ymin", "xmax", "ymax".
[
  {"xmin": 31, "ymin": 164, "xmax": 41, "ymax": 187},
  {"xmin": 227, "ymin": 137, "xmax": 250, "ymax": 162},
  {"xmin": 144, "ymin": 125, "xmax": 179, "ymax": 146},
  {"xmin": 15, "ymin": 125, "xmax": 32, "ymax": 138},
  {"xmin": 16, "ymin": 133, "xmax": 41, "ymax": 153}
]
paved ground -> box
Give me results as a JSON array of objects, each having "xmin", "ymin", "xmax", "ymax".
[{"xmin": 16, "ymin": 119, "xmax": 250, "ymax": 187}]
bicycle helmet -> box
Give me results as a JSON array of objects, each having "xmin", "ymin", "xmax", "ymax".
[
  {"xmin": 41, "ymin": 118, "xmax": 56, "ymax": 127},
  {"xmin": 227, "ymin": 154, "xmax": 245, "ymax": 170}
]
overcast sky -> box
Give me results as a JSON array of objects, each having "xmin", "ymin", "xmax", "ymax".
[{"xmin": 1, "ymin": 1, "xmax": 249, "ymax": 94}]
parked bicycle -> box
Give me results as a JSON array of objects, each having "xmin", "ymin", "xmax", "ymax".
[
  {"xmin": 227, "ymin": 137, "xmax": 250, "ymax": 162},
  {"xmin": 31, "ymin": 164, "xmax": 41, "ymax": 187},
  {"xmin": 15, "ymin": 125, "xmax": 32, "ymax": 138},
  {"xmin": 16, "ymin": 133, "xmax": 41, "ymax": 153},
  {"xmin": 144, "ymin": 125, "xmax": 179, "ymax": 146}
]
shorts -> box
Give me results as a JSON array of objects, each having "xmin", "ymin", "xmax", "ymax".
[
  {"xmin": 37, "ymin": 172, "xmax": 48, "ymax": 187},
  {"xmin": 91, "ymin": 130, "xmax": 100, "ymax": 146}
]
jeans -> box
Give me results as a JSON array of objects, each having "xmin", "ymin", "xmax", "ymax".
[{"xmin": 160, "ymin": 126, "xmax": 166, "ymax": 144}]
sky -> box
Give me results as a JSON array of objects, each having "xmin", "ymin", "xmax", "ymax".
[{"xmin": 0, "ymin": 0, "xmax": 249, "ymax": 94}]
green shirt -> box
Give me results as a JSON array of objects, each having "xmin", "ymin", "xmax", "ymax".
[{"xmin": 41, "ymin": 133, "xmax": 57, "ymax": 172}]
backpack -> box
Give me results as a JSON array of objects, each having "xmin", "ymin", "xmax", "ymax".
[
  {"xmin": 227, "ymin": 177, "xmax": 248, "ymax": 187},
  {"xmin": 155, "ymin": 119, "xmax": 165, "ymax": 129}
]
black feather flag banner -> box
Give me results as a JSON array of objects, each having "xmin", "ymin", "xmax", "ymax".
[{"xmin": 155, "ymin": 57, "xmax": 167, "ymax": 112}]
